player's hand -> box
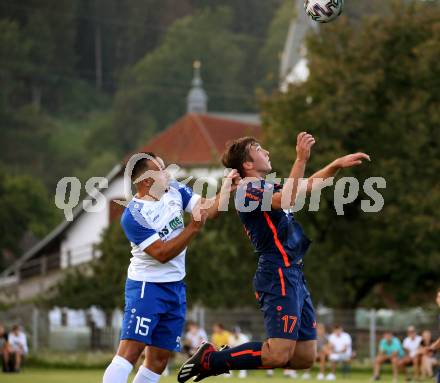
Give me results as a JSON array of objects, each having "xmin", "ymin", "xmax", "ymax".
[
  {"xmin": 221, "ymin": 169, "xmax": 241, "ymax": 194},
  {"xmin": 296, "ymin": 132, "xmax": 315, "ymax": 162},
  {"xmin": 190, "ymin": 201, "xmax": 208, "ymax": 231},
  {"xmin": 334, "ymin": 153, "xmax": 371, "ymax": 169}
]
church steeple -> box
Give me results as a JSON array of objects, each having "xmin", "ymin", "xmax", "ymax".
[{"xmin": 187, "ymin": 60, "xmax": 207, "ymax": 114}]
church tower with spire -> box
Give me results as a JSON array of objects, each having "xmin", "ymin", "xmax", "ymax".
[{"xmin": 186, "ymin": 60, "xmax": 208, "ymax": 114}]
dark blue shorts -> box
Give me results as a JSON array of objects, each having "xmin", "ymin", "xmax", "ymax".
[
  {"xmin": 120, "ymin": 278, "xmax": 186, "ymax": 352},
  {"xmin": 254, "ymin": 264, "xmax": 317, "ymax": 341}
]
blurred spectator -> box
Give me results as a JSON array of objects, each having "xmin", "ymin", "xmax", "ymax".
[
  {"xmin": 183, "ymin": 321, "xmax": 208, "ymax": 357},
  {"xmin": 325, "ymin": 325, "xmax": 352, "ymax": 380},
  {"xmin": 8, "ymin": 325, "xmax": 28, "ymax": 372},
  {"xmin": 373, "ymin": 331, "xmax": 404, "ymax": 382},
  {"xmin": 428, "ymin": 288, "xmax": 440, "ymax": 383},
  {"xmin": 211, "ymin": 323, "xmax": 231, "ymax": 350},
  {"xmin": 315, "ymin": 323, "xmax": 330, "ymax": 380},
  {"xmin": 228, "ymin": 327, "xmax": 250, "ymax": 378},
  {"xmin": 0, "ymin": 324, "xmax": 10, "ymax": 372},
  {"xmin": 399, "ymin": 325, "xmax": 422, "ymax": 380},
  {"xmin": 417, "ymin": 330, "xmax": 437, "ymax": 379}
]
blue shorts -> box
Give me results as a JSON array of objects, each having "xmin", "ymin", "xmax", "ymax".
[
  {"xmin": 120, "ymin": 278, "xmax": 186, "ymax": 352},
  {"xmin": 254, "ymin": 264, "xmax": 317, "ymax": 341}
]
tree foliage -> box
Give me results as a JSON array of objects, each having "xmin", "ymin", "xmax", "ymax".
[
  {"xmin": 96, "ymin": 7, "xmax": 249, "ymax": 154},
  {"xmin": 49, "ymin": 222, "xmax": 129, "ymax": 311},
  {"xmin": 0, "ymin": 169, "xmax": 59, "ymax": 270},
  {"xmin": 261, "ymin": 2, "xmax": 440, "ymax": 308}
]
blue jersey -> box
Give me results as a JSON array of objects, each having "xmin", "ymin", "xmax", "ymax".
[{"xmin": 236, "ymin": 180, "xmax": 311, "ymax": 268}]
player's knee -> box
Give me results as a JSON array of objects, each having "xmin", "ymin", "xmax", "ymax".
[
  {"xmin": 149, "ymin": 354, "xmax": 169, "ymax": 372},
  {"xmin": 302, "ymin": 353, "xmax": 316, "ymax": 369}
]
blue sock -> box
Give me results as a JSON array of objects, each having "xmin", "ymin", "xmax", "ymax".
[{"xmin": 207, "ymin": 342, "xmax": 263, "ymax": 373}]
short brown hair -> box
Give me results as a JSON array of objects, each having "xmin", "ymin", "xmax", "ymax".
[{"xmin": 221, "ymin": 137, "xmax": 258, "ymax": 177}]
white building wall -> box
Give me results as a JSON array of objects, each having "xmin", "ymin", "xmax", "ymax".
[{"xmin": 60, "ymin": 176, "xmax": 126, "ymax": 268}]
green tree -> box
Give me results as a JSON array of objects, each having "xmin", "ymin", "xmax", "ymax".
[
  {"xmin": 93, "ymin": 7, "xmax": 248, "ymax": 155},
  {"xmin": 257, "ymin": 0, "xmax": 294, "ymax": 91},
  {"xmin": 0, "ymin": 169, "xmax": 59, "ymax": 270},
  {"xmin": 261, "ymin": 1, "xmax": 440, "ymax": 309},
  {"xmin": 186, "ymin": 211, "xmax": 256, "ymax": 308},
  {"xmin": 49, "ymin": 222, "xmax": 129, "ymax": 311}
]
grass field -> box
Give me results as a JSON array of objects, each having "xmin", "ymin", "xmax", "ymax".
[{"xmin": 0, "ymin": 369, "xmax": 397, "ymax": 383}]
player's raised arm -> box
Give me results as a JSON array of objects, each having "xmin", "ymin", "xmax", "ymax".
[
  {"xmin": 306, "ymin": 152, "xmax": 371, "ymax": 193},
  {"xmin": 271, "ymin": 132, "xmax": 315, "ymax": 210},
  {"xmin": 199, "ymin": 169, "xmax": 241, "ymax": 220},
  {"xmin": 144, "ymin": 209, "xmax": 208, "ymax": 264}
]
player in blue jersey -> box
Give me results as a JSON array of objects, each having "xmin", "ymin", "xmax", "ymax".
[
  {"xmin": 103, "ymin": 152, "xmax": 239, "ymax": 383},
  {"xmin": 178, "ymin": 133, "xmax": 370, "ymax": 382}
]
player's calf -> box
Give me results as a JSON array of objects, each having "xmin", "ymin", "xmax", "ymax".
[{"xmin": 261, "ymin": 341, "xmax": 292, "ymax": 368}]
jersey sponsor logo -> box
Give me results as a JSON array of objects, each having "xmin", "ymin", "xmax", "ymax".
[
  {"xmin": 169, "ymin": 215, "xmax": 183, "ymax": 230},
  {"xmin": 158, "ymin": 215, "xmax": 184, "ymax": 238}
]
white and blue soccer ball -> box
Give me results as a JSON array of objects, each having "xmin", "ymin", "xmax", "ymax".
[{"xmin": 304, "ymin": 0, "xmax": 344, "ymax": 23}]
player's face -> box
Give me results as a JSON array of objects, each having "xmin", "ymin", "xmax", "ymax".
[
  {"xmin": 145, "ymin": 157, "xmax": 169, "ymax": 198},
  {"xmin": 246, "ymin": 143, "xmax": 272, "ymax": 175}
]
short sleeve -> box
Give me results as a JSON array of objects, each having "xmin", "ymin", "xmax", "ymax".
[
  {"xmin": 120, "ymin": 208, "xmax": 160, "ymax": 250},
  {"xmin": 176, "ymin": 183, "xmax": 201, "ymax": 213}
]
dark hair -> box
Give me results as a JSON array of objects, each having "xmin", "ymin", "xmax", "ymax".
[
  {"xmin": 131, "ymin": 152, "xmax": 157, "ymax": 183},
  {"xmin": 221, "ymin": 137, "xmax": 258, "ymax": 177},
  {"xmin": 213, "ymin": 323, "xmax": 225, "ymax": 330}
]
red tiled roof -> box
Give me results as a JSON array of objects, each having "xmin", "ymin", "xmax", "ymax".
[{"xmin": 139, "ymin": 113, "xmax": 261, "ymax": 166}]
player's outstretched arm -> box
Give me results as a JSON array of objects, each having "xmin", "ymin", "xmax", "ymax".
[
  {"xmin": 144, "ymin": 210, "xmax": 208, "ymax": 264},
  {"xmin": 272, "ymin": 132, "xmax": 315, "ymax": 210},
  {"xmin": 306, "ymin": 152, "xmax": 371, "ymax": 193},
  {"xmin": 199, "ymin": 169, "xmax": 241, "ymax": 220}
]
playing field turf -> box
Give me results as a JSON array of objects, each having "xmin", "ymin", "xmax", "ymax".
[{"xmin": 0, "ymin": 369, "xmax": 393, "ymax": 383}]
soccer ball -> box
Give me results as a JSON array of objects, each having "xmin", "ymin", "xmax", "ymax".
[{"xmin": 304, "ymin": 0, "xmax": 344, "ymax": 23}]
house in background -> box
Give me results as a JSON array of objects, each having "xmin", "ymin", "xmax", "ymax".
[{"xmin": 0, "ymin": 62, "xmax": 260, "ymax": 303}]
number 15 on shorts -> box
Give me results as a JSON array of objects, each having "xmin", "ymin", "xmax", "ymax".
[{"xmin": 135, "ymin": 316, "xmax": 151, "ymax": 336}]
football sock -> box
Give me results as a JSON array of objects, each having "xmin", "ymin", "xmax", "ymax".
[
  {"xmin": 207, "ymin": 342, "xmax": 263, "ymax": 373},
  {"xmin": 132, "ymin": 365, "xmax": 161, "ymax": 383},
  {"xmin": 103, "ymin": 355, "xmax": 133, "ymax": 383}
]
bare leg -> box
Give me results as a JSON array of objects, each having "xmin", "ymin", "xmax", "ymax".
[
  {"xmin": 14, "ymin": 352, "xmax": 21, "ymax": 371},
  {"xmin": 413, "ymin": 356, "xmax": 420, "ymax": 379},
  {"xmin": 287, "ymin": 340, "xmax": 316, "ymax": 370},
  {"xmin": 374, "ymin": 355, "xmax": 391, "ymax": 378},
  {"xmin": 391, "ymin": 356, "xmax": 399, "ymax": 382},
  {"xmin": 144, "ymin": 345, "xmax": 171, "ymax": 374},
  {"xmin": 116, "ymin": 339, "xmax": 148, "ymax": 365},
  {"xmin": 261, "ymin": 338, "xmax": 296, "ymax": 368},
  {"xmin": 2, "ymin": 348, "xmax": 9, "ymax": 371},
  {"xmin": 320, "ymin": 347, "xmax": 329, "ymax": 374}
]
